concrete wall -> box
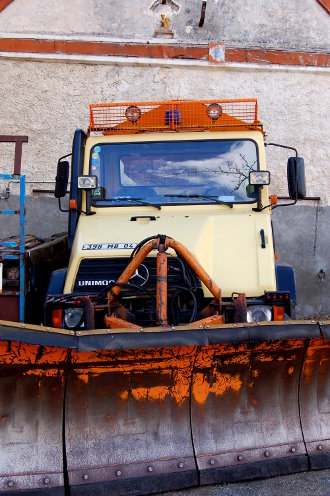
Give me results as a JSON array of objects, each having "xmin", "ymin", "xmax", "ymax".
[{"xmin": 0, "ymin": 0, "xmax": 329, "ymax": 51}]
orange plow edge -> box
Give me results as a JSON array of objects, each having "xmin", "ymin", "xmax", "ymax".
[{"xmin": 0, "ymin": 320, "xmax": 328, "ymax": 495}]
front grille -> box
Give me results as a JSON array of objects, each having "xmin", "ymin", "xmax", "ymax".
[{"xmin": 74, "ymin": 256, "xmax": 201, "ymax": 294}]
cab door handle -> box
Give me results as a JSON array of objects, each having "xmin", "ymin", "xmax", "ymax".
[{"xmin": 260, "ymin": 229, "xmax": 266, "ymax": 248}]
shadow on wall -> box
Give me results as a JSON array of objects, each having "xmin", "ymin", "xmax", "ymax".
[
  {"xmin": 272, "ymin": 204, "xmax": 329, "ymax": 319},
  {"xmin": 1, "ymin": 195, "xmax": 68, "ymax": 239}
]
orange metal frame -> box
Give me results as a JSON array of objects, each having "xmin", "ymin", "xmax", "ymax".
[
  {"xmin": 105, "ymin": 236, "xmax": 225, "ymax": 329},
  {"xmin": 89, "ymin": 99, "xmax": 263, "ymax": 135}
]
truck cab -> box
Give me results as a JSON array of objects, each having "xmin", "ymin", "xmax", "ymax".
[{"xmin": 47, "ymin": 99, "xmax": 304, "ymax": 329}]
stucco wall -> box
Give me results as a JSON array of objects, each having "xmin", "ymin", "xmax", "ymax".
[
  {"xmin": 0, "ymin": 59, "xmax": 329, "ymax": 202},
  {"xmin": 0, "ymin": 0, "xmax": 329, "ymax": 51}
]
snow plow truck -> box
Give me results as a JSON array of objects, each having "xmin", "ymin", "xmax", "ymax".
[{"xmin": 0, "ymin": 99, "xmax": 329, "ymax": 496}]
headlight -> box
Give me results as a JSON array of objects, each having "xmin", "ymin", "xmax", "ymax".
[
  {"xmin": 249, "ymin": 171, "xmax": 270, "ymax": 185},
  {"xmin": 64, "ymin": 308, "xmax": 84, "ymax": 329},
  {"xmin": 78, "ymin": 175, "xmax": 98, "ymax": 190},
  {"xmin": 247, "ymin": 305, "xmax": 272, "ymax": 323}
]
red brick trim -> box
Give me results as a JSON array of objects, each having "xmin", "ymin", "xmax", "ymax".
[
  {"xmin": 316, "ymin": 0, "xmax": 330, "ymax": 15},
  {"xmin": 0, "ymin": 37, "xmax": 328, "ymax": 68},
  {"xmin": 0, "ymin": 0, "xmax": 14, "ymax": 13},
  {"xmin": 226, "ymin": 48, "xmax": 329, "ymax": 67},
  {"xmin": 0, "ymin": 38, "xmax": 209, "ymax": 60}
]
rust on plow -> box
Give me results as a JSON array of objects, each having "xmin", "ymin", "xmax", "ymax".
[
  {"xmin": 299, "ymin": 322, "xmax": 330, "ymax": 469},
  {"xmin": 0, "ymin": 339, "xmax": 69, "ymax": 495},
  {"xmin": 0, "ymin": 320, "xmax": 328, "ymax": 495},
  {"xmin": 65, "ymin": 346, "xmax": 198, "ymax": 495},
  {"xmin": 191, "ymin": 338, "xmax": 311, "ymax": 484}
]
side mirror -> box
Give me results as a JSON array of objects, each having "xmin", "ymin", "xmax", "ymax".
[
  {"xmin": 55, "ymin": 160, "xmax": 69, "ymax": 198},
  {"xmin": 287, "ymin": 157, "xmax": 306, "ymax": 200}
]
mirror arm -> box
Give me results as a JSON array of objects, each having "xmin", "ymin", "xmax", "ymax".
[
  {"xmin": 252, "ymin": 186, "xmax": 263, "ymax": 212},
  {"xmin": 59, "ymin": 152, "xmax": 72, "ymax": 162},
  {"xmin": 58, "ymin": 196, "xmax": 94, "ymax": 216},
  {"xmin": 265, "ymin": 143, "xmax": 298, "ymax": 158},
  {"xmin": 264, "ymin": 142, "xmax": 299, "ymax": 209},
  {"xmin": 58, "ymin": 197, "xmax": 69, "ymax": 213},
  {"xmin": 85, "ymin": 190, "xmax": 95, "ymax": 216}
]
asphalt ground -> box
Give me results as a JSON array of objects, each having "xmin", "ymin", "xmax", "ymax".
[{"xmin": 159, "ymin": 469, "xmax": 330, "ymax": 496}]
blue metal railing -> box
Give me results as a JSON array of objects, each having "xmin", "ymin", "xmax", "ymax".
[{"xmin": 0, "ymin": 173, "xmax": 26, "ymax": 322}]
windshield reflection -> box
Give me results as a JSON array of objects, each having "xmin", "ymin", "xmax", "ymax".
[{"xmin": 90, "ymin": 139, "xmax": 258, "ymax": 205}]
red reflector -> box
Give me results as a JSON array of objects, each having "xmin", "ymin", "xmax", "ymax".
[
  {"xmin": 285, "ymin": 294, "xmax": 289, "ymax": 299},
  {"xmin": 51, "ymin": 309, "xmax": 63, "ymax": 328},
  {"xmin": 69, "ymin": 199, "xmax": 77, "ymax": 210},
  {"xmin": 280, "ymin": 295, "xmax": 283, "ymax": 299},
  {"xmin": 273, "ymin": 306, "xmax": 285, "ymax": 321}
]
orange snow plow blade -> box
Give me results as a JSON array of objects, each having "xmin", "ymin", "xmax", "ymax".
[
  {"xmin": 0, "ymin": 319, "xmax": 329, "ymax": 495},
  {"xmin": 0, "ymin": 324, "xmax": 74, "ymax": 495}
]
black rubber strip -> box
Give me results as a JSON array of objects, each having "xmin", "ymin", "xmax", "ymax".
[
  {"xmin": 0, "ymin": 323, "xmax": 321, "ymax": 352},
  {"xmin": 206, "ymin": 323, "xmax": 319, "ymax": 344},
  {"xmin": 69, "ymin": 471, "xmax": 197, "ymax": 496},
  {"xmin": 77, "ymin": 330, "xmax": 208, "ymax": 352},
  {"xmin": 0, "ymin": 326, "xmax": 77, "ymax": 348},
  {"xmin": 319, "ymin": 323, "xmax": 330, "ymax": 340},
  {"xmin": 199, "ymin": 455, "xmax": 309, "ymax": 485}
]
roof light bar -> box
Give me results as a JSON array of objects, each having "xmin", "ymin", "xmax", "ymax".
[{"xmin": 89, "ymin": 98, "xmax": 262, "ymax": 134}]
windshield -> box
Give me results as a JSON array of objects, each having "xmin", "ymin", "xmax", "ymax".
[{"xmin": 90, "ymin": 139, "xmax": 258, "ymax": 206}]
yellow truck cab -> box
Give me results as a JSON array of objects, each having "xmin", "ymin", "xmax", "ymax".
[{"xmin": 47, "ymin": 99, "xmax": 305, "ymax": 330}]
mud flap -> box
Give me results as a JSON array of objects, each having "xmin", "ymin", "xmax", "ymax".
[
  {"xmin": 0, "ymin": 334, "xmax": 71, "ymax": 495},
  {"xmin": 190, "ymin": 323, "xmax": 320, "ymax": 485},
  {"xmin": 65, "ymin": 346, "xmax": 198, "ymax": 496},
  {"xmin": 299, "ymin": 321, "xmax": 330, "ymax": 469}
]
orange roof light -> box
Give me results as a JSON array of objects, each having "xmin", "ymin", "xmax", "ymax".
[{"xmin": 89, "ymin": 99, "xmax": 263, "ymax": 135}]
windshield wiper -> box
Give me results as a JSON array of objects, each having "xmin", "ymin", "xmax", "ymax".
[
  {"xmin": 112, "ymin": 197, "xmax": 161, "ymax": 210},
  {"xmin": 163, "ymin": 194, "xmax": 233, "ymax": 208}
]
